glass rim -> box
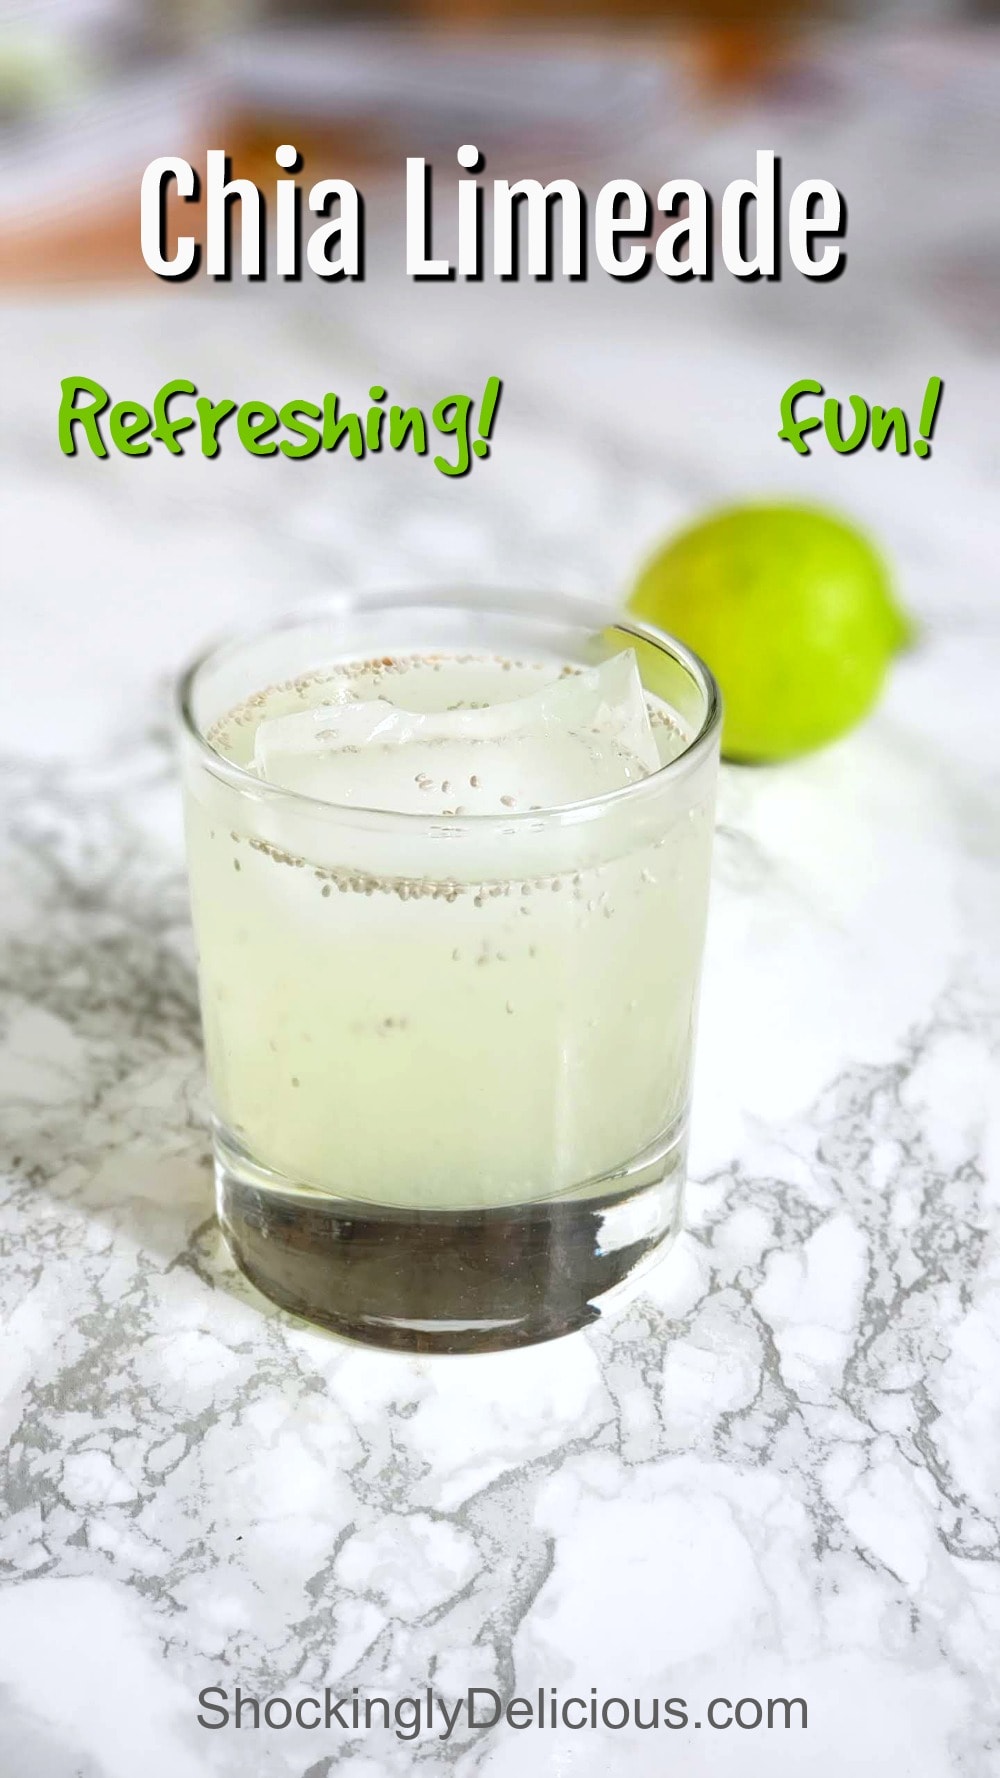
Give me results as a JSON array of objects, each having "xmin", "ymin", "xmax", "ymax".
[{"xmin": 175, "ymin": 587, "xmax": 722, "ymax": 831}]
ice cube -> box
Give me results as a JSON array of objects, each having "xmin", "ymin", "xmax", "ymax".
[{"xmin": 253, "ymin": 650, "xmax": 660, "ymax": 815}]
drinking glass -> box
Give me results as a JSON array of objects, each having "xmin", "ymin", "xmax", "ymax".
[{"xmin": 177, "ymin": 589, "xmax": 720, "ymax": 1351}]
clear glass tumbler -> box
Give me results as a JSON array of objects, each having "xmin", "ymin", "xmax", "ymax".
[{"xmin": 177, "ymin": 590, "xmax": 720, "ymax": 1352}]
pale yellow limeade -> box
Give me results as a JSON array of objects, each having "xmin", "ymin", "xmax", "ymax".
[{"xmin": 184, "ymin": 648, "xmax": 715, "ymax": 1212}]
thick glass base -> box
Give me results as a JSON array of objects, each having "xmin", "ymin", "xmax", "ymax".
[{"xmin": 215, "ymin": 1123, "xmax": 686, "ymax": 1353}]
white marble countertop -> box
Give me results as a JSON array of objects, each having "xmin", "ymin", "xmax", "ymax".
[{"xmin": 1, "ymin": 38, "xmax": 999, "ymax": 1778}]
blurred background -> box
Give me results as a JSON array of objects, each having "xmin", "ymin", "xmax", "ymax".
[
  {"xmin": 2, "ymin": 0, "xmax": 998, "ymax": 282},
  {"xmin": 0, "ymin": 0, "xmax": 997, "ymax": 773}
]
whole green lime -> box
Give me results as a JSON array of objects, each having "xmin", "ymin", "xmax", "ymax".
[{"xmin": 630, "ymin": 504, "xmax": 912, "ymax": 761}]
